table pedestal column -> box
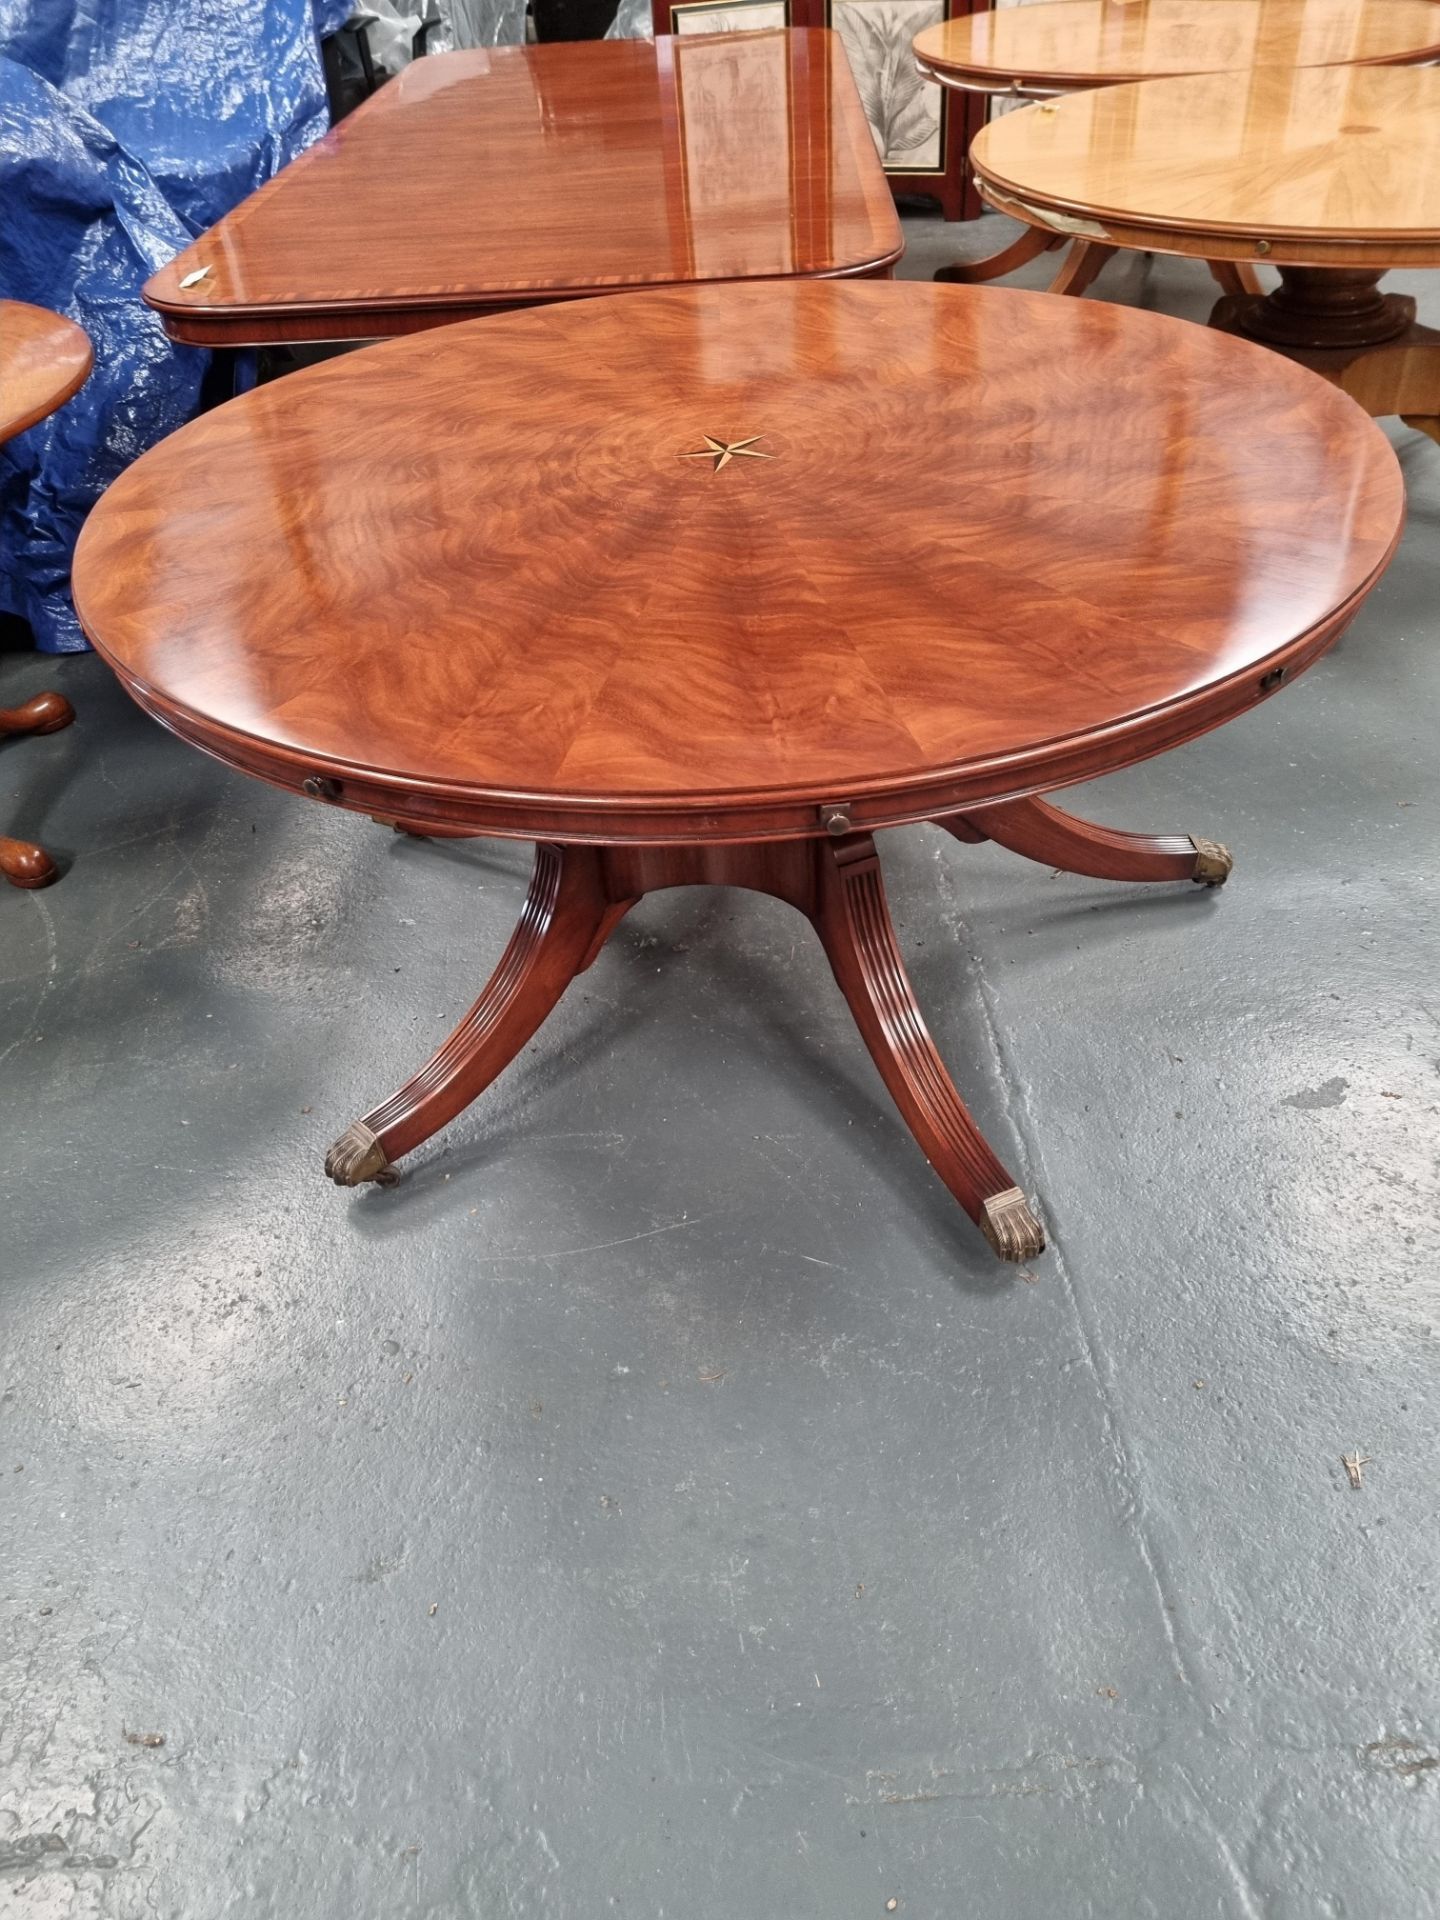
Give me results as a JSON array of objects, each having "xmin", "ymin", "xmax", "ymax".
[
  {"xmin": 326, "ymin": 796, "xmax": 1233, "ymax": 1262},
  {"xmin": 1212, "ymin": 267, "xmax": 1440, "ymax": 442}
]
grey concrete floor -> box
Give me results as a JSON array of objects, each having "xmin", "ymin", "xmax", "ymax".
[{"xmin": 3, "ymin": 214, "xmax": 1438, "ymax": 1919}]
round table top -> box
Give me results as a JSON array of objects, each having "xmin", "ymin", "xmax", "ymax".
[
  {"xmin": 73, "ymin": 281, "xmax": 1402, "ymax": 844},
  {"xmin": 913, "ymin": 0, "xmax": 1440, "ymax": 97},
  {"xmin": 972, "ymin": 66, "xmax": 1440, "ymax": 267},
  {"xmin": 0, "ymin": 300, "xmax": 92, "ymax": 444}
]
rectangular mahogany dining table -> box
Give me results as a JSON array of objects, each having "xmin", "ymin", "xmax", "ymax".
[{"xmin": 143, "ymin": 30, "xmax": 903, "ymax": 349}]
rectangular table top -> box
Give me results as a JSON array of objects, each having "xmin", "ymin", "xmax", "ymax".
[{"xmin": 145, "ymin": 30, "xmax": 903, "ymax": 347}]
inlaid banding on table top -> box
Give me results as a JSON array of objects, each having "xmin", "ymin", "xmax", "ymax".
[
  {"xmin": 72, "ymin": 280, "xmax": 1403, "ymax": 843},
  {"xmin": 141, "ymin": 31, "xmax": 903, "ymax": 346},
  {"xmin": 912, "ymin": 0, "xmax": 1440, "ymax": 96},
  {"xmin": 971, "ymin": 67, "xmax": 1440, "ymax": 268}
]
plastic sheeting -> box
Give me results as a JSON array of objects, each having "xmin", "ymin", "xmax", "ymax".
[
  {"xmin": 0, "ymin": 1, "xmax": 350, "ymax": 653},
  {"xmin": 606, "ymin": 0, "xmax": 650, "ymax": 39},
  {"xmin": 442, "ymin": 0, "xmax": 529, "ymax": 47},
  {"xmin": 338, "ymin": 3, "xmax": 441, "ymax": 80}
]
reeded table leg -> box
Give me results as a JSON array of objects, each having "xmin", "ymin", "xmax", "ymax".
[
  {"xmin": 325, "ymin": 829, "xmax": 1046, "ymax": 1261},
  {"xmin": 810, "ymin": 836, "xmax": 1044, "ymax": 1261},
  {"xmin": 933, "ymin": 225, "xmax": 1066, "ymax": 285},
  {"xmin": 325, "ymin": 841, "xmax": 622, "ymax": 1185},
  {"xmin": 938, "ymin": 794, "xmax": 1232, "ymax": 886}
]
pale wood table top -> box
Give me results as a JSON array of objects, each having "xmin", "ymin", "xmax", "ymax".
[
  {"xmin": 972, "ymin": 66, "xmax": 1440, "ymax": 268},
  {"xmin": 0, "ymin": 301, "xmax": 93, "ymax": 444},
  {"xmin": 143, "ymin": 32, "xmax": 902, "ymax": 348},
  {"xmin": 913, "ymin": 0, "xmax": 1440, "ymax": 97},
  {"xmin": 73, "ymin": 281, "xmax": 1401, "ymax": 845}
]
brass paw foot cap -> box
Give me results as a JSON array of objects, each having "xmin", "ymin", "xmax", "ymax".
[
  {"xmin": 980, "ymin": 1187, "xmax": 1047, "ymax": 1262},
  {"xmin": 324, "ymin": 1121, "xmax": 397, "ymax": 1187},
  {"xmin": 1190, "ymin": 837, "xmax": 1233, "ymax": 886}
]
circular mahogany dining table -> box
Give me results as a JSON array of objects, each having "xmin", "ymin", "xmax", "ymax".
[
  {"xmin": 0, "ymin": 300, "xmax": 92, "ymax": 889},
  {"xmin": 71, "ymin": 282, "xmax": 1403, "ymax": 1260},
  {"xmin": 970, "ymin": 65, "xmax": 1440, "ymax": 441},
  {"xmin": 912, "ymin": 0, "xmax": 1440, "ymax": 291}
]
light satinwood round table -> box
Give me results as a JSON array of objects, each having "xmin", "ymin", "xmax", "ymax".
[
  {"xmin": 970, "ymin": 65, "xmax": 1440, "ymax": 441},
  {"xmin": 71, "ymin": 282, "xmax": 1403, "ymax": 1260},
  {"xmin": 912, "ymin": 0, "xmax": 1440, "ymax": 291},
  {"xmin": 0, "ymin": 299, "xmax": 92, "ymax": 890}
]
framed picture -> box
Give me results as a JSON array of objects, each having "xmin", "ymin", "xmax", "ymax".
[
  {"xmin": 829, "ymin": 0, "xmax": 943, "ymax": 170},
  {"xmin": 667, "ymin": 0, "xmax": 791, "ymax": 30},
  {"xmin": 650, "ymin": 0, "xmax": 988, "ymax": 218},
  {"xmin": 826, "ymin": 0, "xmax": 985, "ymax": 215}
]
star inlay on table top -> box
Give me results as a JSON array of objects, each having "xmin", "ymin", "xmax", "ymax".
[{"xmin": 679, "ymin": 435, "xmax": 773, "ymax": 472}]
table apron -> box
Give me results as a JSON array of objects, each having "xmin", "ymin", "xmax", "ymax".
[
  {"xmin": 100, "ymin": 588, "xmax": 1375, "ymax": 846},
  {"xmin": 975, "ymin": 183, "xmax": 1440, "ymax": 271}
]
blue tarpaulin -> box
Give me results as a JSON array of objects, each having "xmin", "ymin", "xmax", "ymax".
[{"xmin": 1, "ymin": 1, "xmax": 351, "ymax": 653}]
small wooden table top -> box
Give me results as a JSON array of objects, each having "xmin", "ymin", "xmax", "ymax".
[
  {"xmin": 0, "ymin": 301, "xmax": 91, "ymax": 891},
  {"xmin": 913, "ymin": 0, "xmax": 1440, "ymax": 98},
  {"xmin": 143, "ymin": 31, "xmax": 903, "ymax": 349},
  {"xmin": 73, "ymin": 282, "xmax": 1402, "ymax": 1258},
  {"xmin": 0, "ymin": 300, "xmax": 93, "ymax": 443},
  {"xmin": 972, "ymin": 66, "xmax": 1440, "ymax": 269}
]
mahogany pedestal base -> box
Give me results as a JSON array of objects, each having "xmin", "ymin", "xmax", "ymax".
[
  {"xmin": 0, "ymin": 690, "xmax": 74, "ymax": 890},
  {"xmin": 327, "ymin": 797, "xmax": 1232, "ymax": 1262},
  {"xmin": 1212, "ymin": 268, "xmax": 1440, "ymax": 442}
]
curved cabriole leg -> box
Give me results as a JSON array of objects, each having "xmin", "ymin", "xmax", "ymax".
[
  {"xmin": 1208, "ymin": 261, "xmax": 1261, "ymax": 298},
  {"xmin": 324, "ymin": 841, "xmax": 615, "ymax": 1186},
  {"xmin": 369, "ymin": 813, "xmax": 486, "ymax": 839},
  {"xmin": 933, "ymin": 225, "xmax": 1066, "ymax": 286},
  {"xmin": 1047, "ymin": 240, "xmax": 1116, "ymax": 298},
  {"xmin": 0, "ymin": 833, "xmax": 59, "ymax": 889},
  {"xmin": 0, "ymin": 691, "xmax": 74, "ymax": 738},
  {"xmin": 939, "ymin": 796, "xmax": 1232, "ymax": 886},
  {"xmin": 811, "ymin": 834, "xmax": 1044, "ymax": 1261},
  {"xmin": 2, "ymin": 695, "xmax": 73, "ymax": 890}
]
